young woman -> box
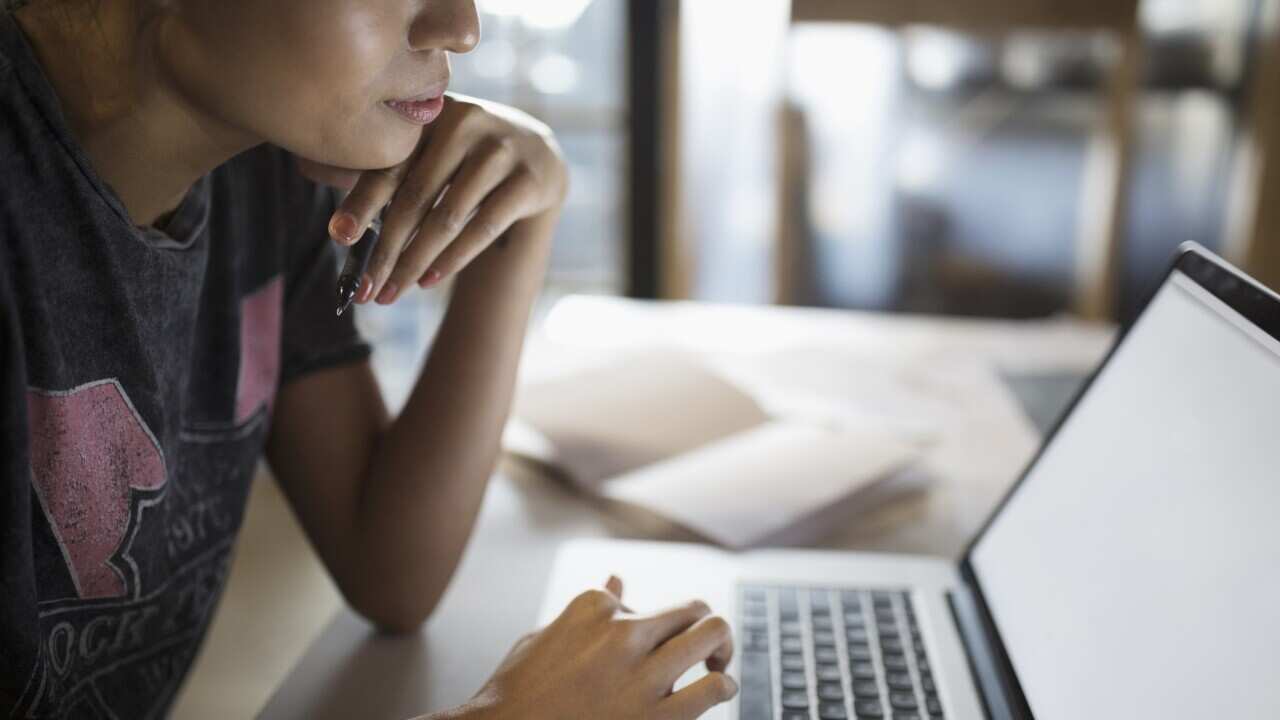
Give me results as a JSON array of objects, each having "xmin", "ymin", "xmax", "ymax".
[{"xmin": 0, "ymin": 0, "xmax": 737, "ymax": 717}]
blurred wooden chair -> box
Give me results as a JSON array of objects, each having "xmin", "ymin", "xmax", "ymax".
[
  {"xmin": 1223, "ymin": 0, "xmax": 1280, "ymax": 293},
  {"xmin": 778, "ymin": 0, "xmax": 1143, "ymax": 319}
]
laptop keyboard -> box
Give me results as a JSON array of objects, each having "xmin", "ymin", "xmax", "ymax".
[{"xmin": 737, "ymin": 585, "xmax": 943, "ymax": 720}]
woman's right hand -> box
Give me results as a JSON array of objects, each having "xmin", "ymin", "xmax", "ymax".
[{"xmin": 474, "ymin": 576, "xmax": 738, "ymax": 720}]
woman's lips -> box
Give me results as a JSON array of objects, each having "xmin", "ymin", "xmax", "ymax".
[{"xmin": 384, "ymin": 95, "xmax": 446, "ymax": 125}]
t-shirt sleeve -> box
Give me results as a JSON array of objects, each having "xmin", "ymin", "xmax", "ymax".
[{"xmin": 277, "ymin": 152, "xmax": 373, "ymax": 387}]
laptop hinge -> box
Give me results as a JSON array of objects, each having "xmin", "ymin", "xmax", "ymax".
[{"xmin": 947, "ymin": 583, "xmax": 1021, "ymax": 720}]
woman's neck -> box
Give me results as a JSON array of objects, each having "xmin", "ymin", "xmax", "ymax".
[{"xmin": 14, "ymin": 0, "xmax": 259, "ymax": 227}]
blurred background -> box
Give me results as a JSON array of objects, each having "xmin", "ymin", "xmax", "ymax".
[{"xmin": 358, "ymin": 0, "xmax": 1280, "ymax": 393}]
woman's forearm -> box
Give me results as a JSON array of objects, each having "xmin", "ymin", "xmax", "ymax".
[{"xmin": 349, "ymin": 210, "xmax": 556, "ymax": 631}]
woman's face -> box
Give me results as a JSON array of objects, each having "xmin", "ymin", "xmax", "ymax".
[{"xmin": 159, "ymin": 0, "xmax": 480, "ymax": 171}]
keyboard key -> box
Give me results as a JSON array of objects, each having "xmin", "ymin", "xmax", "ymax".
[
  {"xmin": 814, "ymin": 630, "xmax": 837, "ymax": 646},
  {"xmin": 738, "ymin": 651, "xmax": 772, "ymax": 720},
  {"xmin": 921, "ymin": 676, "xmax": 935, "ymax": 693},
  {"xmin": 893, "ymin": 713, "xmax": 921, "ymax": 720},
  {"xmin": 851, "ymin": 662, "xmax": 876, "ymax": 679},
  {"xmin": 847, "ymin": 628, "xmax": 869, "ymax": 643},
  {"xmin": 855, "ymin": 698, "xmax": 885, "ymax": 718},
  {"xmin": 781, "ymin": 621, "xmax": 802, "ymax": 635},
  {"xmin": 886, "ymin": 672, "xmax": 913, "ymax": 690},
  {"xmin": 744, "ymin": 632, "xmax": 769, "ymax": 652},
  {"xmin": 813, "ymin": 615, "xmax": 835, "ymax": 630},
  {"xmin": 743, "ymin": 587, "xmax": 766, "ymax": 602},
  {"xmin": 877, "ymin": 625, "xmax": 900, "ymax": 639},
  {"xmin": 890, "ymin": 693, "xmax": 918, "ymax": 710},
  {"xmin": 742, "ymin": 617, "xmax": 767, "ymax": 632},
  {"xmin": 816, "ymin": 664, "xmax": 842, "ymax": 682},
  {"xmin": 841, "ymin": 591, "xmax": 862, "ymax": 607},
  {"xmin": 872, "ymin": 592, "xmax": 893, "ymax": 607},
  {"xmin": 925, "ymin": 695, "xmax": 942, "ymax": 715},
  {"xmin": 812, "ymin": 591, "xmax": 831, "ymax": 608},
  {"xmin": 820, "ymin": 702, "xmax": 849, "ymax": 719},
  {"xmin": 781, "ymin": 637, "xmax": 804, "ymax": 653},
  {"xmin": 815, "ymin": 647, "xmax": 839, "ymax": 664},
  {"xmin": 844, "ymin": 613, "xmax": 866, "ymax": 628},
  {"xmin": 818, "ymin": 682, "xmax": 844, "ymax": 701},
  {"xmin": 743, "ymin": 601, "xmax": 767, "ymax": 618},
  {"xmin": 782, "ymin": 653, "xmax": 805, "ymax": 671},
  {"xmin": 782, "ymin": 690, "xmax": 809, "ymax": 709},
  {"xmin": 783, "ymin": 713, "xmax": 809, "ymax": 720},
  {"xmin": 782, "ymin": 672, "xmax": 807, "ymax": 689},
  {"xmin": 880, "ymin": 638, "xmax": 904, "ymax": 653},
  {"xmin": 740, "ymin": 650, "xmax": 770, "ymax": 684},
  {"xmin": 847, "ymin": 645, "xmax": 873, "ymax": 662},
  {"xmin": 852, "ymin": 679, "xmax": 879, "ymax": 697},
  {"xmin": 883, "ymin": 654, "xmax": 908, "ymax": 671}
]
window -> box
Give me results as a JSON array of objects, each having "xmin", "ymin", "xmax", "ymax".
[{"xmin": 354, "ymin": 0, "xmax": 629, "ymax": 406}]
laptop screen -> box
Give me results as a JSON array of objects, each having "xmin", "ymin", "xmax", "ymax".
[{"xmin": 968, "ymin": 261, "xmax": 1280, "ymax": 718}]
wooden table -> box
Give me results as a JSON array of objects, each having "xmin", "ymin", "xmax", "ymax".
[{"xmin": 169, "ymin": 297, "xmax": 1115, "ymax": 719}]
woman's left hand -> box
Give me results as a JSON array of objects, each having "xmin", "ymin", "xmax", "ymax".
[{"xmin": 301, "ymin": 94, "xmax": 568, "ymax": 305}]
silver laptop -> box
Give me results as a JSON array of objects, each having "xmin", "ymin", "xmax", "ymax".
[{"xmin": 539, "ymin": 244, "xmax": 1280, "ymax": 720}]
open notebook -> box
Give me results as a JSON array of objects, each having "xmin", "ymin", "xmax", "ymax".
[{"xmin": 502, "ymin": 352, "xmax": 930, "ymax": 548}]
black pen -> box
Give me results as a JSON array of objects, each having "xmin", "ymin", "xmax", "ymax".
[{"xmin": 335, "ymin": 215, "xmax": 382, "ymax": 317}]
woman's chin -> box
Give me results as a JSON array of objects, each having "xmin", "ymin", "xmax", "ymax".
[
  {"xmin": 292, "ymin": 156, "xmax": 362, "ymax": 190},
  {"xmin": 292, "ymin": 135, "xmax": 418, "ymax": 190}
]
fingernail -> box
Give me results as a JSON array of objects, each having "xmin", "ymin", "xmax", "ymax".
[
  {"xmin": 726, "ymin": 675, "xmax": 739, "ymax": 697},
  {"xmin": 420, "ymin": 269, "xmax": 443, "ymax": 289},
  {"xmin": 329, "ymin": 212, "xmax": 359, "ymax": 243},
  {"xmin": 357, "ymin": 274, "xmax": 374, "ymax": 303},
  {"xmin": 375, "ymin": 281, "xmax": 399, "ymax": 305}
]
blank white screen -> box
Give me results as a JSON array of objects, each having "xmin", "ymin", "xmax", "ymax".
[{"xmin": 971, "ymin": 271, "xmax": 1280, "ymax": 718}]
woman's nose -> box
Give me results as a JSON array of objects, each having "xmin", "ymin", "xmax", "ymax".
[{"xmin": 410, "ymin": 0, "xmax": 481, "ymax": 55}]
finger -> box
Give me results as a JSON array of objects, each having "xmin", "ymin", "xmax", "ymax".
[
  {"xmin": 604, "ymin": 575, "xmax": 635, "ymax": 614},
  {"xmin": 648, "ymin": 615, "xmax": 734, "ymax": 684},
  {"xmin": 563, "ymin": 588, "xmax": 622, "ymax": 624},
  {"xmin": 329, "ymin": 163, "xmax": 410, "ymax": 247},
  {"xmin": 377, "ymin": 137, "xmax": 517, "ymax": 302},
  {"xmin": 657, "ymin": 672, "xmax": 738, "ymax": 720},
  {"xmin": 365, "ymin": 129, "xmax": 476, "ymax": 302},
  {"xmin": 626, "ymin": 600, "xmax": 711, "ymax": 652},
  {"xmin": 417, "ymin": 169, "xmax": 536, "ymax": 289}
]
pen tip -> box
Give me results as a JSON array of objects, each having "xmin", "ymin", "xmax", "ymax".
[{"xmin": 336, "ymin": 307, "xmax": 344, "ymax": 317}]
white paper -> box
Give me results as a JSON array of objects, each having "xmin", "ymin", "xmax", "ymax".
[
  {"xmin": 509, "ymin": 350, "xmax": 770, "ymax": 488},
  {"xmin": 599, "ymin": 421, "xmax": 923, "ymax": 548}
]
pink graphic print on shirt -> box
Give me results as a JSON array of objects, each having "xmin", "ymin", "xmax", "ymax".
[
  {"xmin": 235, "ymin": 275, "xmax": 283, "ymax": 423},
  {"xmin": 26, "ymin": 380, "xmax": 167, "ymax": 599}
]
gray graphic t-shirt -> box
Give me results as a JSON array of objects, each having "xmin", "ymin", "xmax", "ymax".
[{"xmin": 0, "ymin": 11, "xmax": 371, "ymax": 717}]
